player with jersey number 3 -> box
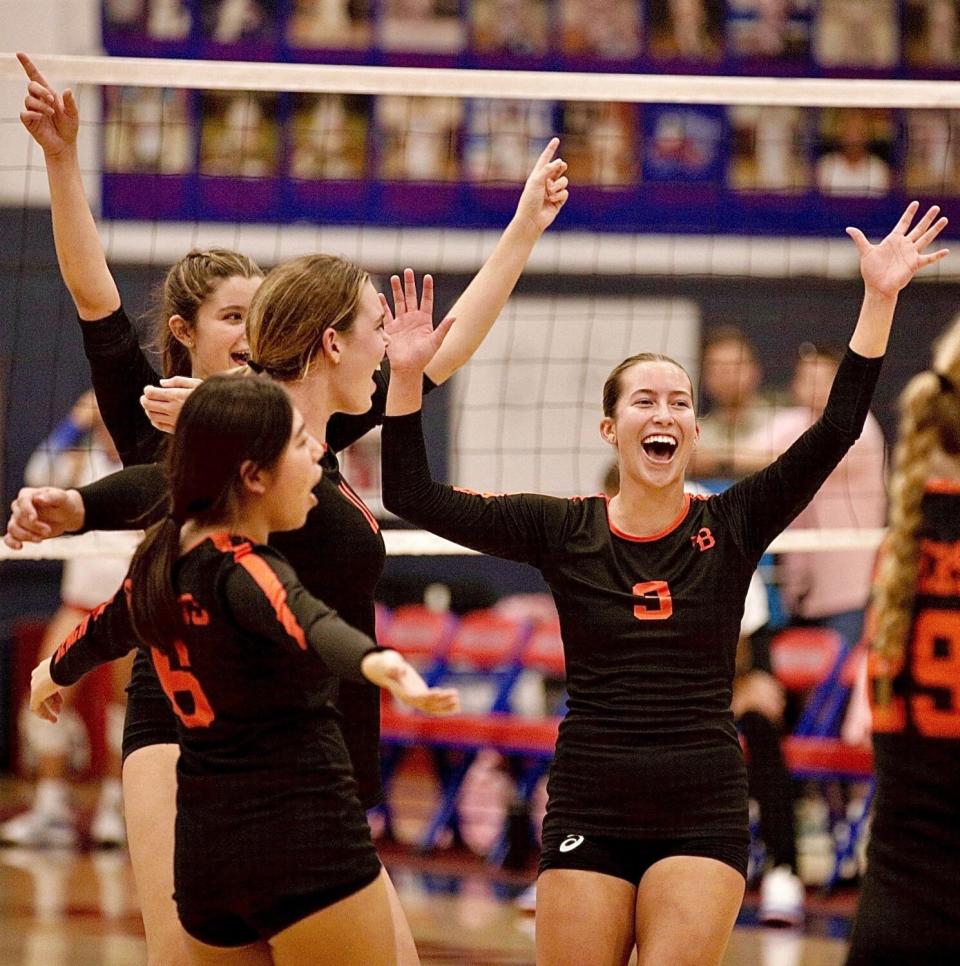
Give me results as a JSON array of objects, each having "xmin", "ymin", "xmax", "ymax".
[
  {"xmin": 377, "ymin": 201, "xmax": 948, "ymax": 966},
  {"xmin": 29, "ymin": 375, "xmax": 458, "ymax": 966}
]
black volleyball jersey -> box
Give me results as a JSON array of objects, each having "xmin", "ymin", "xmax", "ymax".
[
  {"xmin": 80, "ymin": 306, "xmax": 166, "ymax": 467},
  {"xmin": 49, "ymin": 534, "xmax": 378, "ymax": 775},
  {"xmin": 78, "ymin": 447, "xmax": 389, "ymax": 805},
  {"xmin": 76, "ymin": 313, "xmax": 434, "ymax": 805},
  {"xmin": 867, "ymin": 482, "xmax": 960, "ymax": 917},
  {"xmin": 382, "ymin": 349, "xmax": 882, "ymax": 836}
]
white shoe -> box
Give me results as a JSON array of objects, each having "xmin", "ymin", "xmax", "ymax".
[
  {"xmin": 514, "ymin": 882, "xmax": 537, "ymax": 913},
  {"xmin": 90, "ymin": 803, "xmax": 126, "ymax": 848},
  {"xmin": 759, "ymin": 865, "xmax": 805, "ymax": 926},
  {"xmin": 0, "ymin": 809, "xmax": 77, "ymax": 849}
]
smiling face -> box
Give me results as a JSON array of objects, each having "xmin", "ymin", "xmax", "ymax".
[
  {"xmin": 327, "ymin": 280, "xmax": 390, "ymax": 415},
  {"xmin": 601, "ymin": 360, "xmax": 699, "ymax": 491},
  {"xmin": 175, "ymin": 274, "xmax": 263, "ymax": 378}
]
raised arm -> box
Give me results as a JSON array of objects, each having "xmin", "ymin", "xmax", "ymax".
[
  {"xmin": 18, "ymin": 53, "xmax": 120, "ymax": 320},
  {"xmin": 720, "ymin": 203, "xmax": 948, "ymax": 562},
  {"xmin": 846, "ymin": 200, "xmax": 948, "ymax": 358},
  {"xmin": 325, "ymin": 140, "xmax": 567, "ymax": 452},
  {"xmin": 421, "ymin": 137, "xmax": 568, "ymax": 386},
  {"xmin": 381, "ymin": 274, "xmax": 569, "ymax": 564}
]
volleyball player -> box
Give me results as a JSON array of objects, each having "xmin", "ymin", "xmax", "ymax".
[
  {"xmin": 18, "ymin": 52, "xmax": 262, "ymax": 467},
  {"xmin": 5, "ymin": 174, "xmax": 568, "ymax": 966},
  {"xmin": 376, "ymin": 202, "xmax": 947, "ymax": 966},
  {"xmin": 844, "ymin": 318, "xmax": 960, "ymax": 965},
  {"xmin": 29, "ymin": 375, "xmax": 459, "ymax": 966},
  {"xmin": 16, "ymin": 50, "xmax": 568, "ymax": 965}
]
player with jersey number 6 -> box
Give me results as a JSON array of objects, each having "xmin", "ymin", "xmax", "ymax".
[{"xmin": 29, "ymin": 375, "xmax": 459, "ymax": 966}]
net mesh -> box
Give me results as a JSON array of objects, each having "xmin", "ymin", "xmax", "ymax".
[{"xmin": 3, "ymin": 51, "xmax": 960, "ymax": 564}]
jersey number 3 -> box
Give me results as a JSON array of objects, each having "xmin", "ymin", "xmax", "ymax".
[
  {"xmin": 151, "ymin": 642, "xmax": 215, "ymax": 728},
  {"xmin": 633, "ymin": 581, "xmax": 673, "ymax": 620}
]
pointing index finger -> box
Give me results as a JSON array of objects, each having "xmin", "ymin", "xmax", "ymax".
[{"xmin": 16, "ymin": 52, "xmax": 49, "ymax": 89}]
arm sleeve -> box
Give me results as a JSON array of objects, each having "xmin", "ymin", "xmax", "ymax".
[
  {"xmin": 78, "ymin": 463, "xmax": 169, "ymax": 532},
  {"xmin": 48, "ymin": 589, "xmax": 136, "ymax": 686},
  {"xmin": 220, "ymin": 546, "xmax": 378, "ymax": 682},
  {"xmin": 80, "ymin": 307, "xmax": 167, "ymax": 466},
  {"xmin": 716, "ymin": 348, "xmax": 883, "ymax": 564},
  {"xmin": 326, "ymin": 362, "xmax": 438, "ymax": 453},
  {"xmin": 381, "ymin": 410, "xmax": 569, "ymax": 567}
]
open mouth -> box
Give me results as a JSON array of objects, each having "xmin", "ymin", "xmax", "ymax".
[
  {"xmin": 641, "ymin": 434, "xmax": 678, "ymax": 464},
  {"xmin": 231, "ymin": 349, "xmax": 250, "ymax": 366}
]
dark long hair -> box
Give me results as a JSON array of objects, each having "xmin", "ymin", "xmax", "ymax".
[{"xmin": 126, "ymin": 374, "xmax": 293, "ymax": 653}]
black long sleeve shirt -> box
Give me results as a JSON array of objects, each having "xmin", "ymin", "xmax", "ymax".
[{"xmin": 381, "ymin": 348, "xmax": 883, "ymax": 837}]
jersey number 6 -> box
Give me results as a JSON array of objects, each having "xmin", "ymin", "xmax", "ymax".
[{"xmin": 151, "ymin": 641, "xmax": 215, "ymax": 728}]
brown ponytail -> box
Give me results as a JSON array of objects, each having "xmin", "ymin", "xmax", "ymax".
[{"xmin": 126, "ymin": 375, "xmax": 293, "ymax": 653}]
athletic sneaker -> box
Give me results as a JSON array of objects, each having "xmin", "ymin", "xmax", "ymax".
[
  {"xmin": 89, "ymin": 802, "xmax": 126, "ymax": 848},
  {"xmin": 759, "ymin": 865, "xmax": 805, "ymax": 926},
  {"xmin": 513, "ymin": 882, "xmax": 537, "ymax": 914},
  {"xmin": 0, "ymin": 808, "xmax": 77, "ymax": 849}
]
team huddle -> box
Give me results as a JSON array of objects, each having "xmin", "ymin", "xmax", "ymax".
[{"xmin": 6, "ymin": 50, "xmax": 960, "ymax": 966}]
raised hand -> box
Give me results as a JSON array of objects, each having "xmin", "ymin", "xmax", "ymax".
[
  {"xmin": 847, "ymin": 201, "xmax": 949, "ymax": 299},
  {"xmin": 141, "ymin": 376, "xmax": 203, "ymax": 434},
  {"xmin": 17, "ymin": 52, "xmax": 79, "ymax": 158},
  {"xmin": 361, "ymin": 649, "xmax": 460, "ymax": 716},
  {"xmin": 382, "ymin": 269, "xmax": 455, "ymax": 374},
  {"xmin": 30, "ymin": 658, "xmax": 64, "ymax": 723},
  {"xmin": 4, "ymin": 486, "xmax": 85, "ymax": 550},
  {"xmin": 513, "ymin": 137, "xmax": 569, "ymax": 235}
]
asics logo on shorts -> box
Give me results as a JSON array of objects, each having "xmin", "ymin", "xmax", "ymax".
[{"xmin": 559, "ymin": 834, "xmax": 585, "ymax": 853}]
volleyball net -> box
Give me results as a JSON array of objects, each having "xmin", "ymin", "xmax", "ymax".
[{"xmin": 3, "ymin": 51, "xmax": 960, "ymax": 570}]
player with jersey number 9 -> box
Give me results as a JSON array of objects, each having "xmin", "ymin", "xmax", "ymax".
[
  {"xmin": 846, "ymin": 315, "xmax": 960, "ymax": 965},
  {"xmin": 377, "ymin": 203, "xmax": 947, "ymax": 966},
  {"xmin": 28, "ymin": 374, "xmax": 458, "ymax": 966}
]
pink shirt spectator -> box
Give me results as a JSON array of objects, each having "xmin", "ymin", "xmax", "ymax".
[{"xmin": 763, "ymin": 406, "xmax": 886, "ymax": 619}]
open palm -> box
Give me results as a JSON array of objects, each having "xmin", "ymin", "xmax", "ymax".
[
  {"xmin": 383, "ymin": 269, "xmax": 455, "ymax": 373},
  {"xmin": 848, "ymin": 201, "xmax": 949, "ymax": 298}
]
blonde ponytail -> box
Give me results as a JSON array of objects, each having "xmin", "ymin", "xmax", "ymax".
[{"xmin": 872, "ymin": 319, "xmax": 960, "ymax": 703}]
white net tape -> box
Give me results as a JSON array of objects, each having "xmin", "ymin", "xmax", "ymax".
[
  {"xmin": 2, "ymin": 54, "xmax": 960, "ymax": 108},
  {"xmin": 0, "ymin": 526, "xmax": 885, "ymax": 562}
]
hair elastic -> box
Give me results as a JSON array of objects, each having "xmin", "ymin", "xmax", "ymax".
[{"xmin": 247, "ymin": 359, "xmax": 265, "ymax": 374}]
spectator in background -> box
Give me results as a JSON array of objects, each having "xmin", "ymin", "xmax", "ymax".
[
  {"xmin": 692, "ymin": 326, "xmax": 780, "ymax": 481},
  {"xmin": 204, "ymin": 0, "xmax": 269, "ymax": 43},
  {"xmin": 649, "ymin": 0, "xmax": 724, "ymax": 61},
  {"xmin": 768, "ymin": 344, "xmax": 887, "ymax": 650},
  {"xmin": 816, "ymin": 110, "xmax": 892, "ymax": 198},
  {"xmin": 560, "ymin": 0, "xmax": 641, "ymax": 60},
  {"xmin": 474, "ymin": 0, "xmax": 549, "ymax": 56},
  {"xmin": 1, "ymin": 391, "xmax": 131, "ymax": 849},
  {"xmin": 814, "ymin": 0, "xmax": 898, "ymax": 68}
]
